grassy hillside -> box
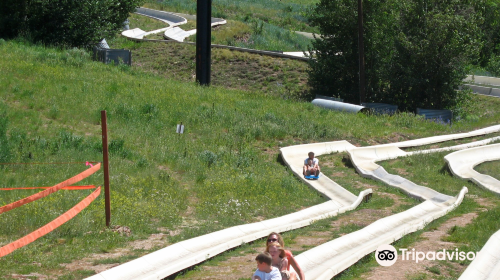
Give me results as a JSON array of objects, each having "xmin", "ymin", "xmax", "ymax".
[
  {"xmin": 141, "ymin": 1, "xmax": 316, "ymax": 52},
  {"xmin": 0, "ymin": 39, "xmax": 500, "ymax": 279}
]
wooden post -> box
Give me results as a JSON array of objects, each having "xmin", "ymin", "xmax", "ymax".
[{"xmin": 101, "ymin": 110, "xmax": 111, "ymax": 227}]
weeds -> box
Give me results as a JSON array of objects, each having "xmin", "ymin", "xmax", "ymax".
[{"xmin": 0, "ymin": 38, "xmax": 499, "ymax": 279}]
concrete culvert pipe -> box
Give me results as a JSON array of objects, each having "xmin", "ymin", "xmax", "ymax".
[{"xmin": 312, "ymin": 99, "xmax": 368, "ymax": 113}]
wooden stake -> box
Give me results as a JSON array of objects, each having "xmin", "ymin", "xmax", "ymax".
[{"xmin": 101, "ymin": 111, "xmax": 111, "ymax": 227}]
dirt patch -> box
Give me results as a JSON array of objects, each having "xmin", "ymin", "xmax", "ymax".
[
  {"xmin": 61, "ymin": 248, "xmax": 130, "ymax": 274},
  {"xmin": 329, "ymin": 171, "xmax": 346, "ymax": 177},
  {"xmin": 286, "ymin": 231, "xmax": 332, "ymax": 252},
  {"xmin": 361, "ymin": 212, "xmax": 478, "ymax": 280},
  {"xmin": 60, "ymin": 232, "xmax": 172, "ymax": 276},
  {"xmin": 393, "ymin": 168, "xmax": 409, "ymax": 176},
  {"xmin": 130, "ymin": 233, "xmax": 169, "ymax": 250},
  {"xmin": 186, "ymin": 253, "xmax": 259, "ymax": 280},
  {"xmin": 10, "ymin": 273, "xmax": 50, "ymax": 280}
]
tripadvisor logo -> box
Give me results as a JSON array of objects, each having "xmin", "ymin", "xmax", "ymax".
[
  {"xmin": 375, "ymin": 244, "xmax": 479, "ymax": 266},
  {"xmin": 375, "ymin": 244, "xmax": 398, "ymax": 266}
]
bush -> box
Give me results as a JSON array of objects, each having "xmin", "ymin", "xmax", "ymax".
[
  {"xmin": 486, "ymin": 54, "xmax": 500, "ymax": 76},
  {"xmin": 0, "ymin": 0, "xmax": 144, "ymax": 48}
]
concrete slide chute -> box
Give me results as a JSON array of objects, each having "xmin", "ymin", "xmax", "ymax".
[
  {"xmin": 293, "ymin": 125, "xmax": 500, "ymax": 278},
  {"xmin": 85, "ymin": 142, "xmax": 370, "ymax": 280},
  {"xmin": 444, "ymin": 143, "xmax": 500, "ymax": 195},
  {"xmin": 86, "ymin": 125, "xmax": 500, "ymax": 280},
  {"xmin": 348, "ymin": 125, "xmax": 500, "ymax": 201},
  {"xmin": 296, "ymin": 188, "xmax": 467, "ymax": 280},
  {"xmin": 445, "ymin": 143, "xmax": 500, "ymax": 280},
  {"xmin": 122, "ymin": 7, "xmax": 188, "ymax": 40}
]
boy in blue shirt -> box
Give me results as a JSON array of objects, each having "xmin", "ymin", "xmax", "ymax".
[{"xmin": 253, "ymin": 252, "xmax": 281, "ymax": 280}]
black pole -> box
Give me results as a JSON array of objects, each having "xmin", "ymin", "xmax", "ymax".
[
  {"xmin": 196, "ymin": 0, "xmax": 211, "ymax": 86},
  {"xmin": 358, "ymin": 0, "xmax": 366, "ymax": 104}
]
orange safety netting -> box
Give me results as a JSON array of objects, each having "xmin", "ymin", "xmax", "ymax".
[
  {"xmin": 0, "ymin": 185, "xmax": 96, "ymax": 190},
  {"xmin": 0, "ymin": 163, "xmax": 101, "ymax": 214},
  {"xmin": 0, "ymin": 187, "xmax": 101, "ymax": 258}
]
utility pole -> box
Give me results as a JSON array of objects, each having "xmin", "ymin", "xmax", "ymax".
[
  {"xmin": 196, "ymin": 0, "xmax": 211, "ymax": 86},
  {"xmin": 358, "ymin": 0, "xmax": 366, "ymax": 104}
]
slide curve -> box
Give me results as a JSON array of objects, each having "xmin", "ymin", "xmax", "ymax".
[
  {"xmin": 85, "ymin": 143, "xmax": 370, "ymax": 280},
  {"xmin": 86, "ymin": 125, "xmax": 500, "ymax": 280},
  {"xmin": 445, "ymin": 143, "xmax": 500, "ymax": 280}
]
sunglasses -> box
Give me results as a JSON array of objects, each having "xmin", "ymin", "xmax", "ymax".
[{"xmin": 267, "ymin": 238, "xmax": 278, "ymax": 242}]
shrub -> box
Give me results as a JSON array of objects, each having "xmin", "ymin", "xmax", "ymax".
[
  {"xmin": 308, "ymin": 0, "xmax": 483, "ymax": 112},
  {"xmin": 0, "ymin": 0, "xmax": 145, "ymax": 48}
]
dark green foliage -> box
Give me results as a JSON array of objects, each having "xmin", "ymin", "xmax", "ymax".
[
  {"xmin": 476, "ymin": 0, "xmax": 500, "ymax": 68},
  {"xmin": 387, "ymin": 0, "xmax": 482, "ymax": 111},
  {"xmin": 0, "ymin": 0, "xmax": 144, "ymax": 47},
  {"xmin": 308, "ymin": 0, "xmax": 483, "ymax": 112},
  {"xmin": 307, "ymin": 0, "xmax": 397, "ymax": 105}
]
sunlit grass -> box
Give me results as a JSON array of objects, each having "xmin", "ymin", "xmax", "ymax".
[{"xmin": 1, "ymin": 39, "xmax": 500, "ymax": 278}]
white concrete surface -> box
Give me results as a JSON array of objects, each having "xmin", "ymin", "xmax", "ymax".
[
  {"xmin": 348, "ymin": 126, "xmax": 500, "ymax": 201},
  {"xmin": 292, "ymin": 127, "xmax": 500, "ymax": 278},
  {"xmin": 87, "ymin": 125, "xmax": 500, "ymax": 280},
  {"xmin": 296, "ymin": 188, "xmax": 467, "ymax": 280},
  {"xmin": 163, "ymin": 26, "xmax": 193, "ymax": 42},
  {"xmin": 458, "ymin": 229, "xmax": 500, "ymax": 280},
  {"xmin": 86, "ymin": 141, "xmax": 370, "ymax": 280},
  {"xmin": 444, "ymin": 144, "xmax": 500, "ymax": 280},
  {"xmin": 121, "ymin": 7, "xmax": 310, "ymax": 60},
  {"xmin": 445, "ymin": 143, "xmax": 500, "ymax": 195}
]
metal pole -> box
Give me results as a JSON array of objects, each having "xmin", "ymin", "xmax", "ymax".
[
  {"xmin": 101, "ymin": 110, "xmax": 111, "ymax": 227},
  {"xmin": 196, "ymin": 0, "xmax": 212, "ymax": 86},
  {"xmin": 358, "ymin": 0, "xmax": 366, "ymax": 104}
]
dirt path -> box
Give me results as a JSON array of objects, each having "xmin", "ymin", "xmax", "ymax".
[
  {"xmin": 169, "ymin": 182, "xmax": 411, "ymax": 280},
  {"xmin": 361, "ymin": 212, "xmax": 478, "ymax": 280}
]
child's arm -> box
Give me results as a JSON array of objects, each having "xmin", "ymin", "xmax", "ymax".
[{"xmin": 281, "ymin": 258, "xmax": 290, "ymax": 280}]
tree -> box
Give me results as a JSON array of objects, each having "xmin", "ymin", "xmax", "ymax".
[
  {"xmin": 308, "ymin": 0, "xmax": 483, "ymax": 112},
  {"xmin": 307, "ymin": 0, "xmax": 398, "ymax": 105},
  {"xmin": 0, "ymin": 0, "xmax": 144, "ymax": 48},
  {"xmin": 475, "ymin": 0, "xmax": 500, "ymax": 68},
  {"xmin": 387, "ymin": 0, "xmax": 482, "ymax": 111}
]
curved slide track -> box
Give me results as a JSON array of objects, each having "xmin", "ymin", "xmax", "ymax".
[
  {"xmin": 288, "ymin": 130, "xmax": 500, "ymax": 279},
  {"xmin": 444, "ymin": 143, "xmax": 500, "ymax": 280},
  {"xmin": 445, "ymin": 143, "xmax": 500, "ymax": 195},
  {"xmin": 86, "ymin": 125, "xmax": 500, "ymax": 280},
  {"xmin": 121, "ymin": 7, "xmax": 310, "ymax": 60},
  {"xmin": 85, "ymin": 142, "xmax": 371, "ymax": 280}
]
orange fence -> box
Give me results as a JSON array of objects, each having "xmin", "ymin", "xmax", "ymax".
[
  {"xmin": 0, "ymin": 187, "xmax": 101, "ymax": 257},
  {"xmin": 0, "ymin": 163, "xmax": 101, "ymax": 214},
  {"xmin": 0, "ymin": 185, "xmax": 96, "ymax": 190}
]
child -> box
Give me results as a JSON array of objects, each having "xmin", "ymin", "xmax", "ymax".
[
  {"xmin": 266, "ymin": 242, "xmax": 291, "ymax": 280},
  {"xmin": 253, "ymin": 252, "xmax": 281, "ymax": 280}
]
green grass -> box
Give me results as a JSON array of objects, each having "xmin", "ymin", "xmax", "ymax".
[
  {"xmin": 107, "ymin": 36, "xmax": 312, "ymax": 99},
  {"xmin": 145, "ymin": 0, "xmax": 319, "ymax": 33},
  {"xmin": 1, "ymin": 38, "xmax": 500, "ymax": 279},
  {"xmin": 324, "ymin": 149, "xmax": 500, "ymax": 280},
  {"xmin": 475, "ymin": 160, "xmax": 500, "ymax": 181},
  {"xmin": 141, "ymin": 1, "xmax": 315, "ymax": 52},
  {"xmin": 128, "ymin": 12, "xmax": 168, "ymax": 31}
]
